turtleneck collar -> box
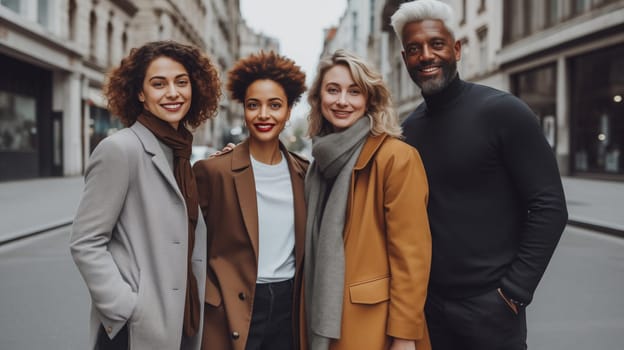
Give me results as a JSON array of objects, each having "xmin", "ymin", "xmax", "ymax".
[{"xmin": 422, "ymin": 74, "xmax": 465, "ymax": 111}]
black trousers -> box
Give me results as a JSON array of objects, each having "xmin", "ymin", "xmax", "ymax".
[
  {"xmin": 425, "ymin": 289, "xmax": 527, "ymax": 350},
  {"xmin": 245, "ymin": 279, "xmax": 294, "ymax": 350},
  {"xmin": 96, "ymin": 324, "xmax": 128, "ymax": 350}
]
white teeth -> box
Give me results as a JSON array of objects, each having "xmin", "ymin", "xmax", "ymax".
[
  {"xmin": 162, "ymin": 104, "xmax": 181, "ymax": 109},
  {"xmin": 256, "ymin": 124, "xmax": 274, "ymax": 131}
]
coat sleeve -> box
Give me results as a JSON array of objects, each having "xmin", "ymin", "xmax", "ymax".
[
  {"xmin": 490, "ymin": 95, "xmax": 568, "ymax": 305},
  {"xmin": 69, "ymin": 137, "xmax": 137, "ymax": 338},
  {"xmin": 382, "ymin": 143, "xmax": 432, "ymax": 340}
]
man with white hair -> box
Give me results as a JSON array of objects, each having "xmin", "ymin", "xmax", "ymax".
[{"xmin": 391, "ymin": 1, "xmax": 568, "ymax": 349}]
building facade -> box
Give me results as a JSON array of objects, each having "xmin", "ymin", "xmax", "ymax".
[
  {"xmin": 0, "ymin": 0, "xmax": 244, "ymax": 182},
  {"xmin": 324, "ymin": 0, "xmax": 624, "ymax": 180}
]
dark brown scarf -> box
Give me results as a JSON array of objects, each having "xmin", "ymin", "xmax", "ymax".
[{"xmin": 137, "ymin": 111, "xmax": 200, "ymax": 337}]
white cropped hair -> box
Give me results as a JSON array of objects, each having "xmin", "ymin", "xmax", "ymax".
[{"xmin": 390, "ymin": 0, "xmax": 456, "ymax": 42}]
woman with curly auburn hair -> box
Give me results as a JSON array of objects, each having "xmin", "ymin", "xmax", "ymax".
[
  {"xmin": 301, "ymin": 49, "xmax": 432, "ymax": 350},
  {"xmin": 193, "ymin": 50, "xmax": 308, "ymax": 350},
  {"xmin": 70, "ymin": 40, "xmax": 221, "ymax": 350}
]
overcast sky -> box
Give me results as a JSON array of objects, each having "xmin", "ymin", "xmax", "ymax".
[{"xmin": 239, "ymin": 0, "xmax": 347, "ymax": 119}]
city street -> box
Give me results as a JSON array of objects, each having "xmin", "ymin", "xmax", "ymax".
[{"xmin": 1, "ymin": 224, "xmax": 623, "ymax": 349}]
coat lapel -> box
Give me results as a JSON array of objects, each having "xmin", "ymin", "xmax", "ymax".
[
  {"xmin": 130, "ymin": 122, "xmax": 184, "ymax": 202},
  {"xmin": 281, "ymin": 143, "xmax": 307, "ymax": 271},
  {"xmin": 343, "ymin": 133, "xmax": 387, "ymax": 243},
  {"xmin": 231, "ymin": 140, "xmax": 260, "ymax": 261}
]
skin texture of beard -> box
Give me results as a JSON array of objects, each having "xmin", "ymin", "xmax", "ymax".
[{"xmin": 408, "ymin": 59, "xmax": 458, "ymax": 96}]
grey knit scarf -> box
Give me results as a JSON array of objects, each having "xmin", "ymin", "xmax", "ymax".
[{"xmin": 304, "ymin": 117, "xmax": 370, "ymax": 349}]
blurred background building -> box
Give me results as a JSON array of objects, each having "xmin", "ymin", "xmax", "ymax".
[
  {"xmin": 2, "ymin": 0, "xmax": 623, "ymax": 182},
  {"xmin": 0, "ymin": 0, "xmax": 275, "ymax": 182},
  {"xmin": 323, "ymin": 0, "xmax": 624, "ymax": 180}
]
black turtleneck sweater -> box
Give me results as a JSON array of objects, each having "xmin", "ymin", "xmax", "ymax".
[{"xmin": 402, "ymin": 75, "xmax": 568, "ymax": 304}]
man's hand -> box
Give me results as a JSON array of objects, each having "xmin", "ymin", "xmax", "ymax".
[
  {"xmin": 389, "ymin": 338, "xmax": 416, "ymax": 350},
  {"xmin": 497, "ymin": 288, "xmax": 519, "ymax": 315}
]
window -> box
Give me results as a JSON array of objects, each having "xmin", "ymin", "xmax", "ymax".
[
  {"xmin": 459, "ymin": 37, "xmax": 469, "ymax": 77},
  {"xmin": 89, "ymin": 106, "xmax": 122, "ymax": 153},
  {"xmin": 476, "ymin": 26, "xmax": 488, "ymax": 74},
  {"xmin": 460, "ymin": 0, "xmax": 467, "ymax": 25},
  {"xmin": 571, "ymin": 0, "xmax": 588, "ymax": 15},
  {"xmin": 478, "ymin": 0, "xmax": 486, "ymax": 14},
  {"xmin": 106, "ymin": 21, "xmax": 113, "ymax": 67},
  {"xmin": 571, "ymin": 44, "xmax": 624, "ymax": 175},
  {"xmin": 0, "ymin": 0, "xmax": 20, "ymax": 13},
  {"xmin": 89, "ymin": 10, "xmax": 97, "ymax": 60},
  {"xmin": 503, "ymin": 0, "xmax": 526, "ymax": 44},
  {"xmin": 37, "ymin": 0, "xmax": 48, "ymax": 27},
  {"xmin": 0, "ymin": 91, "xmax": 37, "ymax": 152},
  {"xmin": 546, "ymin": 0, "xmax": 559, "ymax": 27},
  {"xmin": 122, "ymin": 31, "xmax": 128, "ymax": 57},
  {"xmin": 512, "ymin": 64, "xmax": 557, "ymax": 149},
  {"xmin": 352, "ymin": 11, "xmax": 358, "ymax": 52},
  {"xmin": 68, "ymin": 0, "xmax": 76, "ymax": 41},
  {"xmin": 369, "ymin": 0, "xmax": 375, "ymax": 37}
]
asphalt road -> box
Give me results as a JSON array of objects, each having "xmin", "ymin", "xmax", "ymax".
[{"xmin": 0, "ymin": 225, "xmax": 622, "ymax": 349}]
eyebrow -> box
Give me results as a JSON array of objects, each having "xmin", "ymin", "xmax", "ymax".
[
  {"xmin": 245, "ymin": 97, "xmax": 285, "ymax": 102},
  {"xmin": 148, "ymin": 73, "xmax": 189, "ymax": 81},
  {"xmin": 325, "ymin": 82, "xmax": 359, "ymax": 88}
]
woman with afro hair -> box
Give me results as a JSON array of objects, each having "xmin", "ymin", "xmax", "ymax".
[
  {"xmin": 193, "ymin": 51, "xmax": 308, "ymax": 350},
  {"xmin": 70, "ymin": 40, "xmax": 221, "ymax": 350}
]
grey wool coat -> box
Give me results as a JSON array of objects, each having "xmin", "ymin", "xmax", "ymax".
[{"xmin": 70, "ymin": 121, "xmax": 207, "ymax": 350}]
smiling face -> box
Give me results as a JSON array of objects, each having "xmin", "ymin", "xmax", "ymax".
[
  {"xmin": 244, "ymin": 79, "xmax": 291, "ymax": 146},
  {"xmin": 138, "ymin": 56, "xmax": 192, "ymax": 129},
  {"xmin": 320, "ymin": 64, "xmax": 367, "ymax": 132},
  {"xmin": 401, "ymin": 19, "xmax": 461, "ymax": 95}
]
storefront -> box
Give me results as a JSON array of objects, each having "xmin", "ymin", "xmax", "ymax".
[
  {"xmin": 89, "ymin": 104, "xmax": 121, "ymax": 154},
  {"xmin": 570, "ymin": 44, "xmax": 623, "ymax": 177},
  {"xmin": 512, "ymin": 64, "xmax": 558, "ymax": 150},
  {"xmin": 0, "ymin": 53, "xmax": 59, "ymax": 181}
]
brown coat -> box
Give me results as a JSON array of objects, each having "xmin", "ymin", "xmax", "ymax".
[
  {"xmin": 193, "ymin": 140, "xmax": 308, "ymax": 350},
  {"xmin": 301, "ymin": 134, "xmax": 432, "ymax": 350}
]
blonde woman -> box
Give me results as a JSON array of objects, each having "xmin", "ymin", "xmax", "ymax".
[{"xmin": 301, "ymin": 49, "xmax": 432, "ymax": 350}]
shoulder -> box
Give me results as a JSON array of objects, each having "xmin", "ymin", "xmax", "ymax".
[
  {"xmin": 374, "ymin": 136, "xmax": 421, "ymax": 165},
  {"xmin": 192, "ymin": 149, "xmax": 234, "ymax": 177},
  {"xmin": 469, "ymin": 83, "xmax": 532, "ymax": 115},
  {"xmin": 97, "ymin": 128, "xmax": 138, "ymax": 150},
  {"xmin": 463, "ymin": 82, "xmax": 537, "ymax": 127},
  {"xmin": 402, "ymin": 103, "xmax": 427, "ymax": 127},
  {"xmin": 286, "ymin": 150, "xmax": 310, "ymax": 169},
  {"xmin": 89, "ymin": 128, "xmax": 139, "ymax": 162},
  {"xmin": 379, "ymin": 136, "xmax": 418, "ymax": 154}
]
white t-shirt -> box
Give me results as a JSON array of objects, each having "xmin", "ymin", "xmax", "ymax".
[{"xmin": 250, "ymin": 153, "xmax": 296, "ymax": 283}]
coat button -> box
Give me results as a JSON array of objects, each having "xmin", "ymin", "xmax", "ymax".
[
  {"xmin": 106, "ymin": 326, "xmax": 112, "ymax": 334},
  {"xmin": 238, "ymin": 292, "xmax": 246, "ymax": 300},
  {"xmin": 231, "ymin": 331, "xmax": 240, "ymax": 340}
]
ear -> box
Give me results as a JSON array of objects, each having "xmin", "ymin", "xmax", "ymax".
[
  {"xmin": 138, "ymin": 91, "xmax": 145, "ymax": 103},
  {"xmin": 454, "ymin": 40, "xmax": 462, "ymax": 62}
]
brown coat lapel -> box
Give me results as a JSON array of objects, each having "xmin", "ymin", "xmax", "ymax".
[{"xmin": 231, "ymin": 140, "xmax": 260, "ymax": 260}]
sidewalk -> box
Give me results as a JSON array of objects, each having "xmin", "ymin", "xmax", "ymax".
[
  {"xmin": 0, "ymin": 175, "xmax": 623, "ymax": 244},
  {"xmin": 562, "ymin": 177, "xmax": 624, "ymax": 236},
  {"xmin": 0, "ymin": 176, "xmax": 84, "ymax": 244}
]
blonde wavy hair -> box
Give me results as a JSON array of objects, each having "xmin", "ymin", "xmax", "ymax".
[{"xmin": 307, "ymin": 49, "xmax": 402, "ymax": 138}]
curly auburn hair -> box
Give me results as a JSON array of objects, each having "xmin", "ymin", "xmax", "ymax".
[
  {"xmin": 103, "ymin": 40, "xmax": 222, "ymax": 128},
  {"xmin": 226, "ymin": 51, "xmax": 306, "ymax": 107}
]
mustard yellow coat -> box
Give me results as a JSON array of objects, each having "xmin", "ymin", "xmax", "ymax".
[{"xmin": 301, "ymin": 134, "xmax": 432, "ymax": 350}]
